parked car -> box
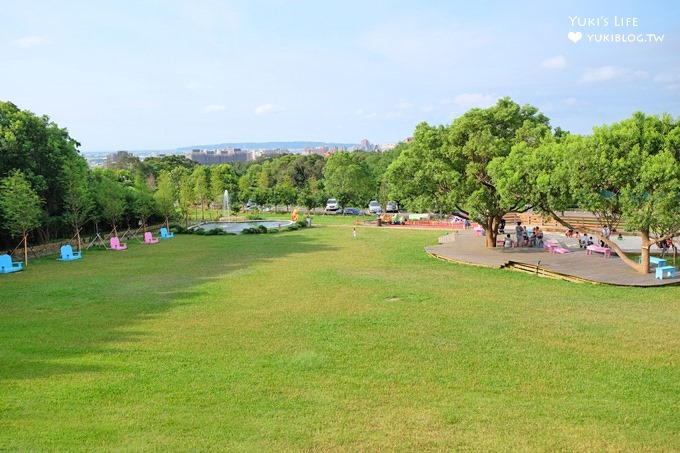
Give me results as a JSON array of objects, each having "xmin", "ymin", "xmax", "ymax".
[
  {"xmin": 368, "ymin": 200, "xmax": 381, "ymax": 214},
  {"xmin": 325, "ymin": 198, "xmax": 339, "ymax": 211},
  {"xmin": 246, "ymin": 200, "xmax": 258, "ymax": 210},
  {"xmin": 385, "ymin": 201, "xmax": 398, "ymax": 213},
  {"xmin": 343, "ymin": 207, "xmax": 362, "ymax": 215}
]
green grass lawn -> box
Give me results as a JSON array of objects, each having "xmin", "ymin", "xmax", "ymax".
[{"xmin": 1, "ymin": 225, "xmax": 678, "ymax": 451}]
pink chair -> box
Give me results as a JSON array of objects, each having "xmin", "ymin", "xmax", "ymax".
[
  {"xmin": 110, "ymin": 237, "xmax": 127, "ymax": 250},
  {"xmin": 144, "ymin": 232, "xmax": 159, "ymax": 244}
]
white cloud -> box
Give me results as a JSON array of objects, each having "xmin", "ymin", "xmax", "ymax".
[
  {"xmin": 540, "ymin": 55, "xmax": 567, "ymax": 70},
  {"xmin": 453, "ymin": 93, "xmax": 497, "ymax": 109},
  {"xmin": 14, "ymin": 36, "xmax": 47, "ymax": 48},
  {"xmin": 355, "ymin": 108, "xmax": 377, "ymax": 119},
  {"xmin": 393, "ymin": 100, "xmax": 413, "ymax": 110},
  {"xmin": 203, "ymin": 104, "xmax": 225, "ymax": 113},
  {"xmin": 580, "ymin": 66, "xmax": 648, "ymax": 83},
  {"xmin": 653, "ymin": 71, "xmax": 680, "ymax": 92},
  {"xmin": 254, "ymin": 103, "xmax": 283, "ymax": 115}
]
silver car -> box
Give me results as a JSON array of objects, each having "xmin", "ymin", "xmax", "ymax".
[{"xmin": 368, "ymin": 200, "xmax": 381, "ymax": 214}]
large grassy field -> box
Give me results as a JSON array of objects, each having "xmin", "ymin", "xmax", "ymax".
[{"xmin": 1, "ymin": 223, "xmax": 678, "ymax": 451}]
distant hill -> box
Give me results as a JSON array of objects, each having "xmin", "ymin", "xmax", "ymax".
[{"xmin": 176, "ymin": 141, "xmax": 359, "ymax": 151}]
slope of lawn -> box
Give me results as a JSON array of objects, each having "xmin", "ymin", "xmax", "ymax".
[{"xmin": 1, "ymin": 224, "xmax": 678, "ymax": 451}]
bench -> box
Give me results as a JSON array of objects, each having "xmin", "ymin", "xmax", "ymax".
[
  {"xmin": 57, "ymin": 244, "xmax": 82, "ymax": 261},
  {"xmin": 0, "ymin": 253, "xmax": 23, "ymax": 273},
  {"xmin": 655, "ymin": 266, "xmax": 676, "ymax": 279},
  {"xmin": 554, "ymin": 247, "xmax": 571, "ymax": 254},
  {"xmin": 544, "ymin": 242, "xmax": 558, "ymax": 253},
  {"xmin": 586, "ymin": 245, "xmax": 611, "ymax": 258},
  {"xmin": 638, "ymin": 256, "xmax": 667, "ymax": 267}
]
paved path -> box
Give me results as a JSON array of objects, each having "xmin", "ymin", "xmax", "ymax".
[{"xmin": 425, "ymin": 231, "xmax": 679, "ymax": 287}]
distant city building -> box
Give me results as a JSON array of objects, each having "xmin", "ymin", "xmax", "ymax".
[
  {"xmin": 186, "ymin": 147, "xmax": 255, "ymax": 164},
  {"xmin": 377, "ymin": 143, "xmax": 398, "ymax": 151},
  {"xmin": 105, "ymin": 150, "xmax": 134, "ymax": 168},
  {"xmin": 358, "ymin": 138, "xmax": 378, "ymax": 151},
  {"xmin": 303, "ymin": 146, "xmax": 330, "ymax": 157}
]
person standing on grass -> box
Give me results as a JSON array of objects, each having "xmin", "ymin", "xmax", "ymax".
[{"xmin": 353, "ymin": 227, "xmax": 357, "ymax": 239}]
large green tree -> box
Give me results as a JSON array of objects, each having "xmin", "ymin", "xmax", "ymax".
[
  {"xmin": 0, "ymin": 101, "xmax": 83, "ymax": 219},
  {"xmin": 0, "ymin": 170, "xmax": 43, "ymax": 265},
  {"xmin": 446, "ymin": 98, "xmax": 552, "ymax": 247},
  {"xmin": 154, "ymin": 170, "xmax": 177, "ymax": 229},
  {"xmin": 192, "ymin": 166, "xmax": 210, "ymax": 222},
  {"xmin": 131, "ymin": 176, "xmax": 157, "ymax": 231},
  {"xmin": 566, "ymin": 113, "xmax": 679, "ymax": 273},
  {"xmin": 177, "ymin": 169, "xmax": 194, "ymax": 227},
  {"xmin": 209, "ymin": 164, "xmax": 238, "ymax": 215},
  {"xmin": 61, "ymin": 158, "xmax": 92, "ymax": 251},
  {"xmin": 322, "ymin": 151, "xmax": 373, "ymax": 209},
  {"xmin": 384, "ymin": 123, "xmax": 456, "ymax": 213},
  {"xmin": 91, "ymin": 169, "xmax": 127, "ymax": 237}
]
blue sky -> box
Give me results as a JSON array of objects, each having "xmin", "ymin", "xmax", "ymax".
[{"xmin": 2, "ymin": 0, "xmax": 679, "ymax": 151}]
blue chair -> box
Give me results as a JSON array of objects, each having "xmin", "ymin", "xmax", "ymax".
[
  {"xmin": 0, "ymin": 253, "xmax": 23, "ymax": 273},
  {"xmin": 57, "ymin": 244, "xmax": 82, "ymax": 261},
  {"xmin": 160, "ymin": 227, "xmax": 174, "ymax": 239}
]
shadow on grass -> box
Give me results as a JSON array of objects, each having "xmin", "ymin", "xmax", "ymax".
[{"xmin": 0, "ymin": 231, "xmax": 335, "ymax": 382}]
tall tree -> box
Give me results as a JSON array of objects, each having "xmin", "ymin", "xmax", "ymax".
[
  {"xmin": 177, "ymin": 170, "xmax": 194, "ymax": 228},
  {"xmin": 446, "ymin": 98, "xmax": 552, "ymax": 247},
  {"xmin": 192, "ymin": 166, "xmax": 210, "ymax": 222},
  {"xmin": 322, "ymin": 151, "xmax": 373, "ymax": 209},
  {"xmin": 384, "ymin": 123, "xmax": 456, "ymax": 213},
  {"xmin": 209, "ymin": 164, "xmax": 238, "ymax": 215},
  {"xmin": 0, "ymin": 101, "xmax": 83, "ymax": 220},
  {"xmin": 131, "ymin": 176, "xmax": 157, "ymax": 231},
  {"xmin": 566, "ymin": 113, "xmax": 679, "ymax": 273},
  {"xmin": 154, "ymin": 170, "xmax": 177, "ymax": 229},
  {"xmin": 61, "ymin": 158, "xmax": 92, "ymax": 251},
  {"xmin": 0, "ymin": 170, "xmax": 43, "ymax": 266},
  {"xmin": 91, "ymin": 169, "xmax": 127, "ymax": 237}
]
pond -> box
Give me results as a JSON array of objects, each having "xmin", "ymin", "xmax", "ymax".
[{"xmin": 191, "ymin": 220, "xmax": 294, "ymax": 234}]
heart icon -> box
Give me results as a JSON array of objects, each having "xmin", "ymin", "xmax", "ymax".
[{"xmin": 568, "ymin": 31, "xmax": 583, "ymax": 43}]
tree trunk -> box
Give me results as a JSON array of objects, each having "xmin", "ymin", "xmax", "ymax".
[
  {"xmin": 22, "ymin": 231, "xmax": 28, "ymax": 267},
  {"xmin": 601, "ymin": 230, "xmax": 656, "ymax": 274},
  {"xmin": 484, "ymin": 216, "xmax": 499, "ymax": 248}
]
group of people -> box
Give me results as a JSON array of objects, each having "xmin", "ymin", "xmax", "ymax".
[
  {"xmin": 502, "ymin": 222, "xmax": 544, "ymax": 248},
  {"xmin": 566, "ymin": 225, "xmax": 611, "ymax": 249}
]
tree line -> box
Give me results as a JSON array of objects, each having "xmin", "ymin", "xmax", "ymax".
[{"xmin": 1, "ymin": 98, "xmax": 678, "ymax": 273}]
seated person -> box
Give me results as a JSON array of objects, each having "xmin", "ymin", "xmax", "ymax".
[
  {"xmin": 565, "ymin": 228, "xmax": 574, "ymax": 238},
  {"xmin": 503, "ymin": 233, "xmax": 513, "ymax": 248},
  {"xmin": 530, "ymin": 230, "xmax": 538, "ymax": 247},
  {"xmin": 579, "ymin": 235, "xmax": 588, "ymax": 248},
  {"xmin": 535, "ymin": 227, "xmax": 544, "ymax": 247},
  {"xmin": 587, "ymin": 236, "xmax": 594, "ymax": 246}
]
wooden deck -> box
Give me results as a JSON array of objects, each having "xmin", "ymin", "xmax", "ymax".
[{"xmin": 425, "ymin": 231, "xmax": 680, "ymax": 287}]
